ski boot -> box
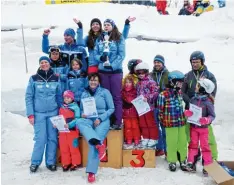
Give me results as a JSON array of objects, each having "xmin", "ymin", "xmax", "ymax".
[
  {"xmin": 29, "ymin": 164, "xmax": 39, "ymax": 173},
  {"xmin": 169, "ymin": 163, "xmax": 177, "ymax": 172}
]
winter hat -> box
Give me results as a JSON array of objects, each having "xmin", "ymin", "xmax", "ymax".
[
  {"xmin": 154, "ymin": 55, "xmax": 165, "ymax": 65},
  {"xmin": 90, "ymin": 18, "xmax": 102, "ymax": 27},
  {"xmin": 39, "ymin": 56, "xmax": 51, "ymax": 64},
  {"xmin": 63, "ymin": 90, "xmax": 74, "ymax": 101},
  {"xmin": 104, "ymin": 18, "xmax": 115, "ymax": 28},
  {"xmin": 64, "ymin": 28, "xmax": 76, "ymax": 39}
]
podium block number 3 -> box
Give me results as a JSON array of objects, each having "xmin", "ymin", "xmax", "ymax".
[{"xmin": 130, "ymin": 150, "xmax": 145, "ymax": 167}]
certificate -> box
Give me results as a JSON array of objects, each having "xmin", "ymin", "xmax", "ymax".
[
  {"xmin": 50, "ymin": 115, "xmax": 70, "ymax": 132},
  {"xmin": 82, "ymin": 97, "xmax": 98, "ymax": 118},
  {"xmin": 187, "ymin": 103, "xmax": 202, "ymax": 126},
  {"xmin": 131, "ymin": 95, "xmax": 151, "ymax": 116}
]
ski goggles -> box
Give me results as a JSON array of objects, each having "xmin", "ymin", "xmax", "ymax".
[{"xmin": 49, "ymin": 47, "xmax": 60, "ymax": 53}]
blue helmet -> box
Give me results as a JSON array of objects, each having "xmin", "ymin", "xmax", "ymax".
[
  {"xmin": 190, "ymin": 51, "xmax": 205, "ymax": 64},
  {"xmin": 168, "ymin": 70, "xmax": 184, "ymax": 81}
]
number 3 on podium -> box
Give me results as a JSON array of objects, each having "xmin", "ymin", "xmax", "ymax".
[{"xmin": 130, "ymin": 150, "xmax": 145, "ymax": 167}]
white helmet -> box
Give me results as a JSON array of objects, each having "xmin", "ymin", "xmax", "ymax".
[
  {"xmin": 135, "ymin": 62, "xmax": 149, "ymax": 71},
  {"xmin": 198, "ymin": 78, "xmax": 215, "ymax": 94}
]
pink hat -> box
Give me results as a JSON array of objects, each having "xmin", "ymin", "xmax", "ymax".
[{"xmin": 63, "ymin": 90, "xmax": 74, "ymax": 101}]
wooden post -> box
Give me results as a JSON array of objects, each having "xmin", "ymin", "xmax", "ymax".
[{"xmin": 21, "ymin": 24, "xmax": 28, "ymax": 73}]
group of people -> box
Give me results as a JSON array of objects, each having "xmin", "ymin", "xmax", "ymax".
[
  {"xmin": 25, "ymin": 15, "xmax": 218, "ymax": 183},
  {"xmin": 178, "ymin": 0, "xmax": 215, "ymax": 16}
]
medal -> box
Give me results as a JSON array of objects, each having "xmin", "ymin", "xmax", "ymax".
[{"xmin": 46, "ymin": 84, "xmax": 49, "ymax": 88}]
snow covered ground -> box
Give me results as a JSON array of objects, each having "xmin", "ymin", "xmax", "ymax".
[{"xmin": 1, "ymin": 1, "xmax": 234, "ymax": 185}]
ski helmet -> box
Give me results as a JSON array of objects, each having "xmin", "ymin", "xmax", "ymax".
[
  {"xmin": 128, "ymin": 59, "xmax": 142, "ymax": 73},
  {"xmin": 190, "ymin": 51, "xmax": 205, "ymax": 64},
  {"xmin": 168, "ymin": 70, "xmax": 184, "ymax": 81},
  {"xmin": 168, "ymin": 70, "xmax": 184, "ymax": 90},
  {"xmin": 49, "ymin": 45, "xmax": 61, "ymax": 53},
  {"xmin": 197, "ymin": 78, "xmax": 215, "ymax": 94},
  {"xmin": 135, "ymin": 62, "xmax": 150, "ymax": 73}
]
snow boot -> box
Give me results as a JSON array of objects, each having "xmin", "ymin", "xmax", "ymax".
[
  {"xmin": 180, "ymin": 160, "xmax": 188, "ymax": 171},
  {"xmin": 70, "ymin": 164, "xmax": 79, "ymax": 171},
  {"xmin": 62, "ymin": 164, "xmax": 71, "ymax": 172},
  {"xmin": 46, "ymin": 165, "xmax": 57, "ymax": 172},
  {"xmin": 147, "ymin": 139, "xmax": 157, "ymax": 149},
  {"xmin": 203, "ymin": 169, "xmax": 208, "ymax": 177},
  {"xmin": 29, "ymin": 164, "xmax": 39, "ymax": 173},
  {"xmin": 185, "ymin": 163, "xmax": 196, "ymax": 173},
  {"xmin": 169, "ymin": 163, "xmax": 177, "ymax": 172},
  {"xmin": 156, "ymin": 149, "xmax": 165, "ymax": 156},
  {"xmin": 139, "ymin": 139, "xmax": 149, "ymax": 149},
  {"xmin": 88, "ymin": 173, "xmax": 95, "ymax": 183}
]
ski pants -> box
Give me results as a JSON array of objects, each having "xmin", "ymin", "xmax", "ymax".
[
  {"xmin": 165, "ymin": 126, "xmax": 187, "ymax": 163},
  {"xmin": 31, "ymin": 110, "xmax": 58, "ymax": 166},
  {"xmin": 76, "ymin": 118, "xmax": 110, "ymax": 174},
  {"xmin": 59, "ymin": 130, "xmax": 81, "ymax": 166}
]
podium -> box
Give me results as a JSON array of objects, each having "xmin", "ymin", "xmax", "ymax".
[
  {"xmin": 80, "ymin": 129, "xmax": 123, "ymax": 169},
  {"xmin": 57, "ymin": 129, "xmax": 156, "ymax": 169}
]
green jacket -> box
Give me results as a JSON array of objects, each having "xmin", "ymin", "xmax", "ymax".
[{"xmin": 150, "ymin": 67, "xmax": 169, "ymax": 92}]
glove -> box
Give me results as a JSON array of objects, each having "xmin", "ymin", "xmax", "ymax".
[
  {"xmin": 199, "ymin": 117, "xmax": 211, "ymax": 125},
  {"xmin": 184, "ymin": 110, "xmax": 193, "ymax": 117},
  {"xmin": 125, "ymin": 19, "xmax": 130, "ymax": 25},
  {"xmin": 100, "ymin": 53, "xmax": 108, "ymax": 62},
  {"xmin": 77, "ymin": 21, "xmax": 83, "ymax": 29}
]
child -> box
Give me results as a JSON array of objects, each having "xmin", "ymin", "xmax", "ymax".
[
  {"xmin": 58, "ymin": 90, "xmax": 81, "ymax": 171},
  {"xmin": 49, "ymin": 46, "xmax": 68, "ymax": 92},
  {"xmin": 156, "ymin": 0, "xmax": 169, "ymax": 15},
  {"xmin": 184, "ymin": 78, "xmax": 215, "ymax": 176},
  {"xmin": 135, "ymin": 62, "xmax": 159, "ymax": 148},
  {"xmin": 157, "ymin": 70, "xmax": 187, "ymax": 172},
  {"xmin": 122, "ymin": 75, "xmax": 141, "ymax": 148},
  {"xmin": 66, "ymin": 58, "xmax": 87, "ymax": 105},
  {"xmin": 178, "ymin": 0, "xmax": 194, "ymax": 15},
  {"xmin": 122, "ymin": 59, "xmax": 142, "ymax": 87}
]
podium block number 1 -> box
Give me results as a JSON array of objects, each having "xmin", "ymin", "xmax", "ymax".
[{"xmin": 130, "ymin": 150, "xmax": 145, "ymax": 167}]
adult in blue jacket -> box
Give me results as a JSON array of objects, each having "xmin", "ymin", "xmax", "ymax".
[
  {"xmin": 74, "ymin": 16, "xmax": 135, "ymax": 74},
  {"xmin": 76, "ymin": 73, "xmax": 114, "ymax": 183},
  {"xmin": 25, "ymin": 56, "xmax": 63, "ymax": 173},
  {"xmin": 94, "ymin": 18, "xmax": 126, "ymax": 129},
  {"xmin": 49, "ymin": 45, "xmax": 68, "ymax": 92},
  {"xmin": 42, "ymin": 28, "xmax": 88, "ymax": 72}
]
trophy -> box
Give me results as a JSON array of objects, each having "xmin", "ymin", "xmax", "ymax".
[{"xmin": 103, "ymin": 34, "xmax": 111, "ymax": 67}]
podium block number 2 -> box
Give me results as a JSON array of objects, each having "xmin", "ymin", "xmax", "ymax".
[{"xmin": 130, "ymin": 150, "xmax": 145, "ymax": 167}]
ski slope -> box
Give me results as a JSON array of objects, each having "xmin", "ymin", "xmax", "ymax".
[{"xmin": 1, "ymin": 1, "xmax": 234, "ymax": 185}]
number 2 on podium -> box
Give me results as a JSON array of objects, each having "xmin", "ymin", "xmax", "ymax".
[{"xmin": 130, "ymin": 150, "xmax": 145, "ymax": 167}]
